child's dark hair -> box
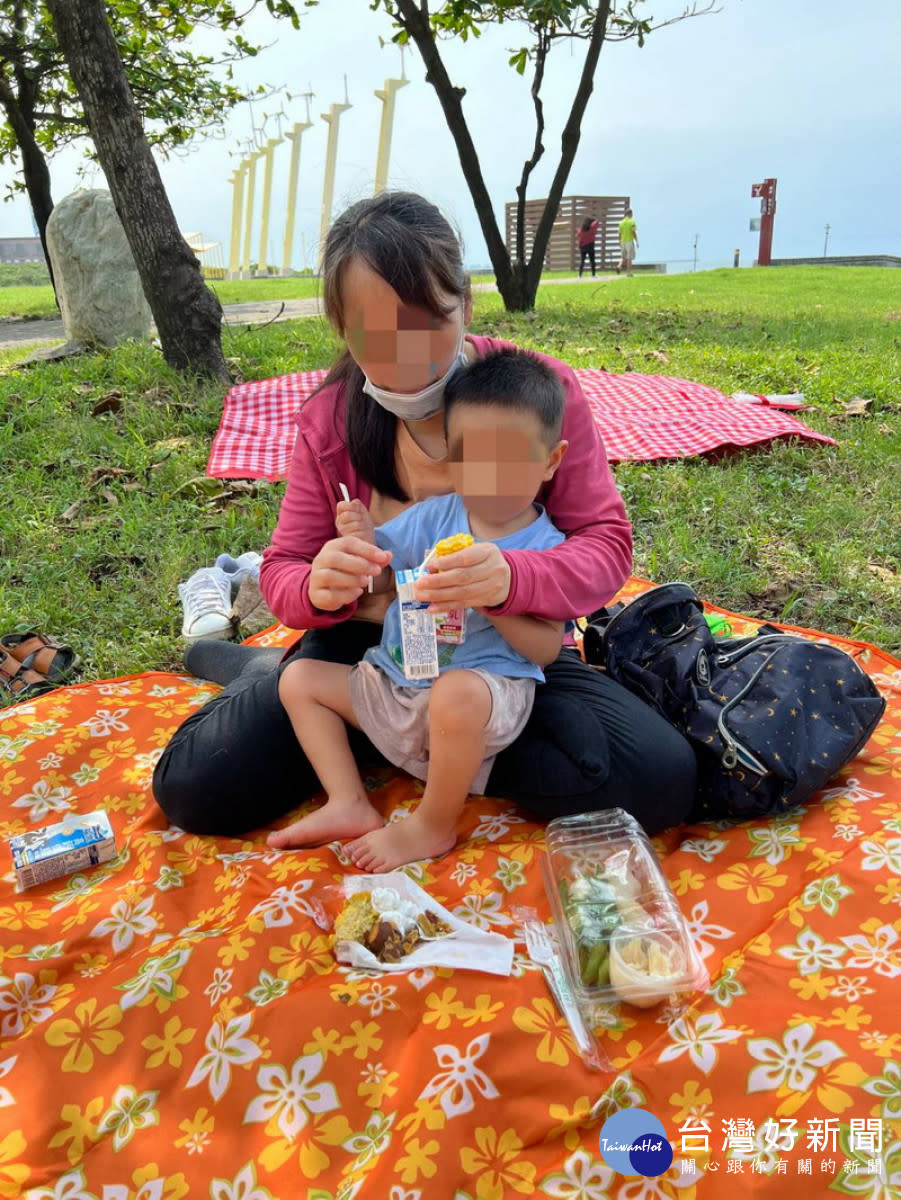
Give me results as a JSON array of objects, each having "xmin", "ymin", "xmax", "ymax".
[{"xmin": 443, "ymin": 348, "xmax": 565, "ymax": 445}]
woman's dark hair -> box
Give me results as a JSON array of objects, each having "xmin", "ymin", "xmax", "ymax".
[
  {"xmin": 444, "ymin": 348, "xmax": 565, "ymax": 445},
  {"xmin": 581, "ymin": 216, "xmax": 594, "ymax": 232},
  {"xmin": 315, "ymin": 192, "xmax": 469, "ymax": 501}
]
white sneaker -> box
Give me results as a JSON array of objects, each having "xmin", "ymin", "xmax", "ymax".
[
  {"xmin": 178, "ymin": 567, "xmax": 234, "ymax": 643},
  {"xmin": 215, "ymin": 552, "xmax": 263, "ymax": 588}
]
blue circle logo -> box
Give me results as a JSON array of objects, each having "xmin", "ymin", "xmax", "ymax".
[{"xmin": 598, "ymin": 1108, "xmax": 674, "ymax": 1177}]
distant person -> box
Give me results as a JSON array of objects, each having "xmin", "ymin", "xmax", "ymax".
[
  {"xmin": 577, "ymin": 216, "xmax": 599, "ymax": 277},
  {"xmin": 618, "ymin": 208, "xmax": 639, "ymax": 276}
]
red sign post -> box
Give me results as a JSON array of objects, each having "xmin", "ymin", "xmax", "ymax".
[{"xmin": 751, "ymin": 178, "xmax": 777, "ymax": 266}]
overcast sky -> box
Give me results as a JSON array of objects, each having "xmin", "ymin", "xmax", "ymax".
[{"xmin": 1, "ymin": 0, "xmax": 899, "ymax": 271}]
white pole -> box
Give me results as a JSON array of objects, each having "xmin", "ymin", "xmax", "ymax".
[
  {"xmin": 257, "ymin": 137, "xmax": 281, "ymax": 276},
  {"xmin": 282, "ymin": 117, "xmax": 313, "ymax": 275},
  {"xmin": 228, "ymin": 162, "xmax": 246, "ymax": 278},
  {"xmin": 373, "ymin": 77, "xmax": 409, "ymax": 193},
  {"xmin": 319, "ymin": 99, "xmax": 352, "ymax": 264},
  {"xmin": 241, "ymin": 149, "xmax": 264, "ymax": 278}
]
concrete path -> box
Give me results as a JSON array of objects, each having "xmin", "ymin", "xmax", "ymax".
[{"xmin": 0, "ymin": 273, "xmax": 620, "ymax": 353}]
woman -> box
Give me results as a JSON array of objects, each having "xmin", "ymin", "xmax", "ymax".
[
  {"xmin": 152, "ymin": 192, "xmax": 696, "ymax": 841},
  {"xmin": 577, "ymin": 216, "xmax": 599, "ymax": 277}
]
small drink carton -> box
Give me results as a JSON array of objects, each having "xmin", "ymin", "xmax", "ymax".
[
  {"xmin": 396, "ymin": 566, "xmax": 439, "ymax": 681},
  {"xmin": 430, "ymin": 533, "xmax": 473, "ymax": 646},
  {"xmin": 9, "ymin": 810, "xmax": 117, "ymax": 891}
]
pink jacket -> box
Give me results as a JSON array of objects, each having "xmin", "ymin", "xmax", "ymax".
[{"xmin": 260, "ymin": 335, "xmax": 632, "ymax": 629}]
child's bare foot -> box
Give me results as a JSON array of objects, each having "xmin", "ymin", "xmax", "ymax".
[
  {"xmin": 267, "ymin": 795, "xmax": 383, "ymax": 849},
  {"xmin": 347, "ymin": 812, "xmax": 457, "ymax": 872}
]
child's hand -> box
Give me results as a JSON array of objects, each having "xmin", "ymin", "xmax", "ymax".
[{"xmin": 336, "ymin": 498, "xmax": 375, "ymax": 542}]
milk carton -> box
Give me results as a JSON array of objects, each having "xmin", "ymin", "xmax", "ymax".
[{"xmin": 9, "ymin": 810, "xmax": 117, "ymax": 891}]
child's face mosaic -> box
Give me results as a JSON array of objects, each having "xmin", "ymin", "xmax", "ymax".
[
  {"xmin": 341, "ymin": 257, "xmax": 468, "ymax": 393},
  {"xmin": 446, "ymin": 405, "xmax": 567, "ymax": 525}
]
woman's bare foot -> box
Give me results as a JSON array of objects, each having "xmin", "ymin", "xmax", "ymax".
[
  {"xmin": 267, "ymin": 795, "xmax": 383, "ymax": 849},
  {"xmin": 347, "ymin": 812, "xmax": 457, "ymax": 872}
]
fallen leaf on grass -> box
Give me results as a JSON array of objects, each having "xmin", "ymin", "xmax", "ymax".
[
  {"xmin": 225, "ymin": 357, "xmax": 246, "ymax": 384},
  {"xmin": 829, "ymin": 396, "xmax": 875, "ymax": 421},
  {"xmin": 141, "ymin": 386, "xmax": 174, "ymax": 404},
  {"xmin": 60, "ymin": 500, "xmax": 83, "ymax": 522},
  {"xmin": 90, "ymin": 390, "xmax": 122, "ymax": 417},
  {"xmin": 174, "ymin": 475, "xmax": 224, "ymax": 500},
  {"xmin": 172, "ymin": 476, "xmax": 263, "ymax": 509},
  {"xmin": 220, "ymin": 480, "xmax": 259, "ymax": 495},
  {"xmin": 153, "ymin": 437, "xmax": 192, "ymax": 453},
  {"xmin": 87, "ymin": 466, "xmax": 132, "ymax": 487},
  {"xmin": 868, "ymin": 563, "xmax": 897, "ymax": 584},
  {"xmin": 648, "ymin": 349, "xmax": 669, "ymax": 363}
]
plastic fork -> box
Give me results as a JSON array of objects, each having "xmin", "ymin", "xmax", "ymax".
[{"xmin": 520, "ymin": 915, "xmax": 602, "ymax": 1069}]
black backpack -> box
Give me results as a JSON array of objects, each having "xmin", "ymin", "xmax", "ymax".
[{"xmin": 583, "ymin": 583, "xmax": 886, "ymax": 823}]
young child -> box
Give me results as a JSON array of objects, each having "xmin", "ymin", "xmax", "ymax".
[{"xmin": 271, "ymin": 349, "xmax": 570, "ymax": 871}]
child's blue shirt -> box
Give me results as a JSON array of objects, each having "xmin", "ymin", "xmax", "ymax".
[{"xmin": 364, "ymin": 492, "xmax": 565, "ymax": 689}]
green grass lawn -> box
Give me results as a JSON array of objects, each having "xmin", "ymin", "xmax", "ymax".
[
  {"xmin": 1, "ymin": 266, "xmax": 899, "ymax": 702},
  {"xmin": 0, "ymin": 268, "xmax": 585, "ymax": 321},
  {"xmin": 0, "ymin": 274, "xmax": 328, "ymax": 320}
]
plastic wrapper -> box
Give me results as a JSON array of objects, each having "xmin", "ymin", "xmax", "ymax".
[
  {"xmin": 329, "ymin": 873, "xmax": 514, "ymax": 975},
  {"xmin": 543, "ymin": 809, "xmax": 708, "ymax": 1021}
]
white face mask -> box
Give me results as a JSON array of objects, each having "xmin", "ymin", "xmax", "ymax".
[{"xmin": 362, "ymin": 327, "xmax": 467, "ymax": 421}]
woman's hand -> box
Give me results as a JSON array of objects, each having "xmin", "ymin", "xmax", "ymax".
[
  {"xmin": 308, "ymin": 536, "xmax": 391, "ymax": 611},
  {"xmin": 414, "ymin": 540, "xmax": 511, "ymax": 613}
]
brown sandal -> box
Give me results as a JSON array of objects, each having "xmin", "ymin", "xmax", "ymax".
[
  {"xmin": 0, "ymin": 632, "xmax": 80, "ymax": 683},
  {"xmin": 0, "ymin": 649, "xmax": 57, "ymax": 703}
]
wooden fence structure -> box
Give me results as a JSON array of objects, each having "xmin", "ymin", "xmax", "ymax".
[{"xmin": 504, "ymin": 195, "xmax": 630, "ymax": 272}]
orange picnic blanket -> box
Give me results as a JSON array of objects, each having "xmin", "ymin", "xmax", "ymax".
[{"xmin": 1, "ymin": 580, "xmax": 899, "ymax": 1197}]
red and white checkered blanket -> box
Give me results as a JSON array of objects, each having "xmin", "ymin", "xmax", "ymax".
[{"xmin": 206, "ymin": 369, "xmax": 836, "ymax": 481}]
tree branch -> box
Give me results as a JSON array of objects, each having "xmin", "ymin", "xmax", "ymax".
[
  {"xmin": 526, "ymin": 0, "xmax": 611, "ymax": 289},
  {"xmin": 31, "ymin": 110, "xmax": 83, "ymax": 125},
  {"xmin": 605, "ymin": 1, "xmax": 719, "ymax": 42},
  {"xmin": 514, "ymin": 24, "xmax": 550, "ymax": 266},
  {"xmin": 393, "ymin": 0, "xmax": 512, "ymax": 290}
]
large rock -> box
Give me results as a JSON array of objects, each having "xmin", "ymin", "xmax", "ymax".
[{"xmin": 45, "ymin": 189, "xmax": 152, "ymax": 347}]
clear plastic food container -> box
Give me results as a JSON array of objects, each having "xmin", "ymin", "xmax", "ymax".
[{"xmin": 543, "ymin": 809, "xmax": 708, "ymax": 1014}]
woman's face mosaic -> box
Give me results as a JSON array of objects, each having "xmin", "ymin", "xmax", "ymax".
[{"xmin": 340, "ymin": 257, "xmax": 468, "ymax": 393}]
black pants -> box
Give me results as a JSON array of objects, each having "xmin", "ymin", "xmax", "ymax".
[
  {"xmin": 579, "ymin": 244, "xmax": 596, "ymax": 276},
  {"xmin": 152, "ymin": 622, "xmax": 697, "ymax": 837}
]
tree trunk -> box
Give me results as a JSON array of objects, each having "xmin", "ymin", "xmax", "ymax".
[
  {"xmin": 525, "ymin": 2, "xmax": 611, "ymax": 291},
  {"xmin": 394, "ymin": 0, "xmax": 516, "ymax": 302},
  {"xmin": 500, "ymin": 263, "xmax": 539, "ymax": 312},
  {"xmin": 44, "ymin": 0, "xmax": 229, "ymax": 380},
  {"xmin": 396, "ymin": 0, "xmax": 611, "ymax": 314},
  {"xmin": 0, "ymin": 78, "xmax": 58, "ymax": 300}
]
